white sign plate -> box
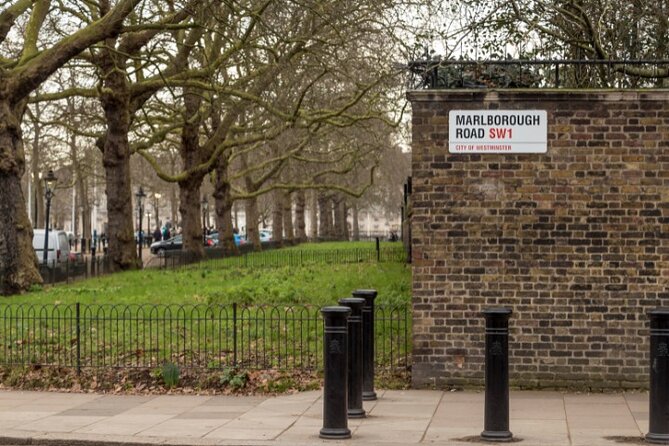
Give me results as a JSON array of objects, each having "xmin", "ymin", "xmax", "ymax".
[{"xmin": 448, "ymin": 110, "xmax": 547, "ymax": 154}]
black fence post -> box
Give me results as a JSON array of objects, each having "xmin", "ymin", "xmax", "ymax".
[
  {"xmin": 375, "ymin": 237, "xmax": 380, "ymax": 262},
  {"xmin": 320, "ymin": 306, "xmax": 352, "ymax": 439},
  {"xmin": 233, "ymin": 302, "xmax": 238, "ymax": 367},
  {"xmin": 647, "ymin": 309, "xmax": 669, "ymax": 444},
  {"xmin": 481, "ymin": 308, "xmax": 513, "ymax": 442},
  {"xmin": 338, "ymin": 297, "xmax": 366, "ymax": 418},
  {"xmin": 76, "ymin": 302, "xmax": 81, "ymax": 376},
  {"xmin": 352, "ymin": 289, "xmax": 378, "ymax": 401}
]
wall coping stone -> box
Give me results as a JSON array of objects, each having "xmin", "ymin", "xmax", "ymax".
[{"xmin": 407, "ymin": 89, "xmax": 669, "ymax": 103}]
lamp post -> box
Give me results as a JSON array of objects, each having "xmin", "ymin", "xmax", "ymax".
[
  {"xmin": 146, "ymin": 212, "xmax": 152, "ymax": 247},
  {"xmin": 42, "ymin": 170, "xmax": 57, "ymax": 265},
  {"xmin": 154, "ymin": 193, "xmax": 161, "ymax": 229},
  {"xmin": 201, "ymin": 195, "xmax": 208, "ymax": 244},
  {"xmin": 135, "ymin": 186, "xmax": 146, "ymax": 262}
]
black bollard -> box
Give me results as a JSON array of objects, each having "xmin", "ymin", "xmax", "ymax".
[
  {"xmin": 339, "ymin": 297, "xmax": 366, "ymax": 418},
  {"xmin": 646, "ymin": 309, "xmax": 669, "ymax": 444},
  {"xmin": 481, "ymin": 308, "xmax": 513, "ymax": 442},
  {"xmin": 320, "ymin": 306, "xmax": 352, "ymax": 440},
  {"xmin": 352, "ymin": 289, "xmax": 378, "ymax": 401}
]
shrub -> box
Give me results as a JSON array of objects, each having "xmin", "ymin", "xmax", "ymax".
[{"xmin": 161, "ymin": 362, "xmax": 180, "ymax": 389}]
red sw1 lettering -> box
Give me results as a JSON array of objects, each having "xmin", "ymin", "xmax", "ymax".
[{"xmin": 489, "ymin": 128, "xmax": 512, "ymax": 139}]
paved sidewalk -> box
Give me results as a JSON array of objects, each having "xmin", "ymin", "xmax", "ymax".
[{"xmin": 0, "ymin": 389, "xmax": 650, "ymax": 445}]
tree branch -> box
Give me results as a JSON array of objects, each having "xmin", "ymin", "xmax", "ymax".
[{"xmin": 10, "ymin": 0, "xmax": 142, "ymax": 102}]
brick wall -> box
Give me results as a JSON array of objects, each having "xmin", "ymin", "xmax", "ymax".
[{"xmin": 408, "ymin": 90, "xmax": 669, "ymax": 389}]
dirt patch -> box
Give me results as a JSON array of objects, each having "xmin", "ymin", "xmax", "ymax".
[{"xmin": 0, "ymin": 365, "xmax": 410, "ymax": 396}]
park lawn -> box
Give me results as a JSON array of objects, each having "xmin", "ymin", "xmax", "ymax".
[
  {"xmin": 8, "ymin": 260, "xmax": 411, "ymax": 307},
  {"xmin": 0, "ymin": 243, "xmax": 411, "ymax": 376}
]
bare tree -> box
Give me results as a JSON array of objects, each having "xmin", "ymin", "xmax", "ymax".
[{"xmin": 0, "ymin": 0, "xmax": 143, "ymax": 295}]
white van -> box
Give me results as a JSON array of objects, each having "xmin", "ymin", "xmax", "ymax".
[{"xmin": 33, "ymin": 229, "xmax": 71, "ymax": 264}]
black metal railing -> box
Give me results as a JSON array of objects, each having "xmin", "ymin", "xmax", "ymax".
[
  {"xmin": 38, "ymin": 256, "xmax": 114, "ymax": 286},
  {"xmin": 0, "ymin": 303, "xmax": 409, "ymax": 373},
  {"xmin": 161, "ymin": 246, "xmax": 407, "ymax": 270},
  {"xmin": 408, "ymin": 59, "xmax": 669, "ymax": 90}
]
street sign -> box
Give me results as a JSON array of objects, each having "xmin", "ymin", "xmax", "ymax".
[{"xmin": 448, "ymin": 110, "xmax": 547, "ymax": 154}]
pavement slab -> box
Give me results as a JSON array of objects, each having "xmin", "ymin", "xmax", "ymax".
[{"xmin": 0, "ymin": 389, "xmax": 660, "ymax": 446}]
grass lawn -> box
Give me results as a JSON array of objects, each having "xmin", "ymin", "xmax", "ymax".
[
  {"xmin": 11, "ymin": 241, "xmax": 409, "ymax": 306},
  {"xmin": 9, "ymin": 261, "xmax": 410, "ymax": 307},
  {"xmin": 0, "ymin": 242, "xmax": 411, "ymax": 377}
]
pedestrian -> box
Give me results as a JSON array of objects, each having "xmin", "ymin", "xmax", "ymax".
[
  {"xmin": 91, "ymin": 229, "xmax": 97, "ymax": 257},
  {"xmin": 153, "ymin": 227, "xmax": 162, "ymax": 242}
]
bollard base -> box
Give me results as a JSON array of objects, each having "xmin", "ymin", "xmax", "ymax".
[
  {"xmin": 481, "ymin": 430, "xmax": 513, "ymax": 442},
  {"xmin": 646, "ymin": 433, "xmax": 669, "ymax": 444},
  {"xmin": 362, "ymin": 391, "xmax": 377, "ymax": 401},
  {"xmin": 319, "ymin": 427, "xmax": 352, "ymax": 440},
  {"xmin": 348, "ymin": 408, "xmax": 366, "ymax": 418}
]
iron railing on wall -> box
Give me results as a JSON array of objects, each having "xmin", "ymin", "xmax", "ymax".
[
  {"xmin": 408, "ymin": 59, "xmax": 669, "ymax": 90},
  {"xmin": 0, "ymin": 303, "xmax": 410, "ymax": 373}
]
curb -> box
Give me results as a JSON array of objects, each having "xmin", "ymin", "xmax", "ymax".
[{"xmin": 0, "ymin": 438, "xmax": 173, "ymax": 446}]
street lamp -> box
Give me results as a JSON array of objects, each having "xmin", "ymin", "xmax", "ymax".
[
  {"xmin": 135, "ymin": 186, "xmax": 146, "ymax": 262},
  {"xmin": 201, "ymin": 195, "xmax": 208, "ymax": 244},
  {"xmin": 146, "ymin": 211, "xmax": 152, "ymax": 247},
  {"xmin": 42, "ymin": 170, "xmax": 57, "ymax": 265},
  {"xmin": 154, "ymin": 193, "xmax": 161, "ymax": 230}
]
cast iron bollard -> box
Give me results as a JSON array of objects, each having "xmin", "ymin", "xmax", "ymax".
[
  {"xmin": 646, "ymin": 309, "xmax": 669, "ymax": 444},
  {"xmin": 481, "ymin": 308, "xmax": 513, "ymax": 442},
  {"xmin": 339, "ymin": 297, "xmax": 366, "ymax": 418},
  {"xmin": 320, "ymin": 306, "xmax": 352, "ymax": 440},
  {"xmin": 352, "ymin": 289, "xmax": 378, "ymax": 400}
]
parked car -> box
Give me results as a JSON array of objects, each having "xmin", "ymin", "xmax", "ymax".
[
  {"xmin": 149, "ymin": 234, "xmax": 215, "ymax": 255},
  {"xmin": 33, "ymin": 229, "xmax": 71, "ymax": 264},
  {"xmin": 240, "ymin": 230, "xmax": 271, "ymax": 242},
  {"xmin": 209, "ymin": 232, "xmax": 246, "ymax": 246},
  {"xmin": 259, "ymin": 229, "xmax": 272, "ymax": 242}
]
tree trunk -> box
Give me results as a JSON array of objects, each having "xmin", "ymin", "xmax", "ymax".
[
  {"xmin": 333, "ymin": 196, "xmax": 345, "ymax": 240},
  {"xmin": 317, "ymin": 192, "xmax": 329, "ymax": 239},
  {"xmin": 79, "ymin": 178, "xmax": 91, "ymax": 241},
  {"xmin": 309, "ymin": 190, "xmax": 318, "ymax": 239},
  {"xmin": 214, "ymin": 158, "xmax": 237, "ymax": 255},
  {"xmin": 341, "ymin": 200, "xmax": 349, "ymax": 241},
  {"xmin": 245, "ymin": 197, "xmax": 261, "ymax": 250},
  {"xmin": 177, "ymin": 88, "xmax": 205, "ymax": 261},
  {"xmin": 283, "ymin": 191, "xmax": 294, "ymax": 244},
  {"xmin": 352, "ymin": 201, "xmax": 360, "ymax": 241},
  {"xmin": 100, "ymin": 70, "xmax": 139, "ymax": 271},
  {"xmin": 272, "ymin": 189, "xmax": 284, "ymax": 245},
  {"xmin": 178, "ymin": 177, "xmax": 205, "ymax": 261},
  {"xmin": 30, "ymin": 103, "xmax": 44, "ymax": 227},
  {"xmin": 241, "ymin": 152, "xmax": 262, "ymax": 251},
  {"xmin": 0, "ymin": 98, "xmax": 42, "ymax": 294},
  {"xmin": 170, "ymin": 184, "xmax": 178, "ymax": 226},
  {"xmin": 294, "ymin": 190, "xmax": 306, "ymax": 243}
]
